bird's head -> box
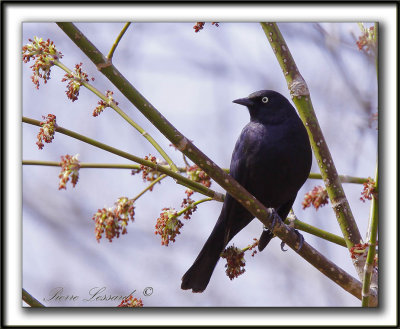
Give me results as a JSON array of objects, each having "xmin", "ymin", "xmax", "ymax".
[{"xmin": 233, "ymin": 90, "xmax": 296, "ymax": 124}]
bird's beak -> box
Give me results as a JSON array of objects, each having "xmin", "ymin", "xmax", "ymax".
[{"xmin": 232, "ymin": 97, "xmax": 253, "ymax": 107}]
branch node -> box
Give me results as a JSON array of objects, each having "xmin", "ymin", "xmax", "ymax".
[
  {"xmin": 213, "ymin": 192, "xmax": 225, "ymax": 202},
  {"xmin": 97, "ymin": 58, "xmax": 112, "ymax": 71},
  {"xmin": 288, "ymin": 74, "xmax": 309, "ymax": 97},
  {"xmin": 176, "ymin": 137, "xmax": 189, "ymax": 152},
  {"xmin": 331, "ymin": 196, "xmax": 347, "ymax": 209}
]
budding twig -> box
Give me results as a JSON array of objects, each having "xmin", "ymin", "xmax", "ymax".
[
  {"xmin": 55, "ymin": 60, "xmax": 179, "ymax": 173},
  {"xmin": 132, "ymin": 174, "xmax": 167, "ymax": 202},
  {"xmin": 22, "ymin": 160, "xmax": 368, "ymax": 184}
]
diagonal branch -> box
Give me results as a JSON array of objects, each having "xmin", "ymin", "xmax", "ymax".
[
  {"xmin": 22, "ymin": 289, "xmax": 45, "ymax": 307},
  {"xmin": 54, "ymin": 23, "xmax": 377, "ymax": 304}
]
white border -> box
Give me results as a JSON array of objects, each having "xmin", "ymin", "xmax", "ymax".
[{"xmin": 5, "ymin": 3, "xmax": 397, "ymax": 327}]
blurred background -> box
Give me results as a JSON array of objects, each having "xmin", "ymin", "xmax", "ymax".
[{"xmin": 22, "ymin": 22, "xmax": 377, "ymax": 307}]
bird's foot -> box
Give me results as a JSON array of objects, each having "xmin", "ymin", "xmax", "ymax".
[
  {"xmin": 280, "ymin": 229, "xmax": 304, "ymax": 252},
  {"xmin": 269, "ymin": 210, "xmax": 281, "ymax": 232},
  {"xmin": 294, "ymin": 229, "xmax": 304, "ymax": 251}
]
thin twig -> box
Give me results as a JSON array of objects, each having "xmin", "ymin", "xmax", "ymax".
[
  {"xmin": 176, "ymin": 197, "xmax": 213, "ymax": 217},
  {"xmin": 132, "ymin": 174, "xmax": 167, "ymax": 202},
  {"xmin": 54, "ymin": 60, "xmax": 179, "ymax": 173},
  {"xmin": 285, "ymin": 216, "xmax": 347, "ymax": 248},
  {"xmin": 107, "ymin": 22, "xmax": 131, "ymax": 61},
  {"xmin": 308, "ymin": 172, "xmax": 368, "ymax": 184},
  {"xmin": 23, "ymin": 160, "xmax": 367, "ymax": 184}
]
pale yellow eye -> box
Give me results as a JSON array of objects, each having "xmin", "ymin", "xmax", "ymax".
[{"xmin": 262, "ymin": 97, "xmax": 269, "ymax": 103}]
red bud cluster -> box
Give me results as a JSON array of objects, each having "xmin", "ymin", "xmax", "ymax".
[
  {"xmin": 36, "ymin": 114, "xmax": 57, "ymax": 149},
  {"xmin": 360, "ymin": 177, "xmax": 377, "ymax": 202},
  {"xmin": 22, "ymin": 37, "xmax": 63, "ymax": 89},
  {"xmin": 58, "ymin": 154, "xmax": 80, "ymax": 190},
  {"xmin": 221, "ymin": 245, "xmax": 246, "ymax": 280},
  {"xmin": 92, "ymin": 197, "xmax": 135, "ymax": 243},
  {"xmin": 302, "ymin": 185, "xmax": 329, "ymax": 210},
  {"xmin": 117, "ymin": 296, "xmax": 143, "ymax": 307},
  {"xmin": 155, "ymin": 208, "xmax": 183, "ymax": 246}
]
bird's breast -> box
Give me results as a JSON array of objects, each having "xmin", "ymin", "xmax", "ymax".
[{"xmin": 231, "ymin": 120, "xmax": 311, "ymax": 207}]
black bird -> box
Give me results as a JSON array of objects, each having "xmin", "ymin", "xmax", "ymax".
[{"xmin": 181, "ymin": 90, "xmax": 312, "ymax": 293}]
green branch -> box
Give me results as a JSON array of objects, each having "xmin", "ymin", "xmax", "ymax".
[
  {"xmin": 260, "ymin": 22, "xmax": 362, "ymax": 251},
  {"xmin": 285, "ymin": 216, "xmax": 347, "ymax": 248},
  {"xmin": 308, "ymin": 172, "xmax": 368, "ymax": 184},
  {"xmin": 361, "ymin": 164, "xmax": 378, "ymax": 307},
  {"xmin": 176, "ymin": 197, "xmax": 213, "ymax": 217},
  {"xmin": 132, "ymin": 174, "xmax": 167, "ymax": 202},
  {"xmin": 23, "ymin": 160, "xmax": 367, "ymax": 184},
  {"xmin": 23, "ymin": 160, "xmax": 144, "ymax": 170}
]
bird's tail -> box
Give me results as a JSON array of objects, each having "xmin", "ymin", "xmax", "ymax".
[
  {"xmin": 181, "ymin": 213, "xmax": 228, "ymax": 293},
  {"xmin": 258, "ymin": 229, "xmax": 275, "ymax": 251}
]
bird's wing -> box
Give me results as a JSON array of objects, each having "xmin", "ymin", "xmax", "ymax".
[
  {"xmin": 229, "ymin": 122, "xmax": 266, "ymax": 186},
  {"xmin": 221, "ymin": 123, "xmax": 266, "ymax": 240}
]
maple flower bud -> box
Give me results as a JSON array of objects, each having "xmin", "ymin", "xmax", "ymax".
[
  {"xmin": 58, "ymin": 154, "xmax": 80, "ymax": 190},
  {"xmin": 117, "ymin": 296, "xmax": 143, "ymax": 307},
  {"xmin": 221, "ymin": 245, "xmax": 246, "ymax": 280},
  {"xmin": 302, "ymin": 185, "xmax": 329, "ymax": 210},
  {"xmin": 155, "ymin": 208, "xmax": 183, "ymax": 246},
  {"xmin": 22, "ymin": 36, "xmax": 63, "ymax": 89},
  {"xmin": 360, "ymin": 177, "xmax": 377, "ymax": 202},
  {"xmin": 36, "ymin": 114, "xmax": 57, "ymax": 149}
]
